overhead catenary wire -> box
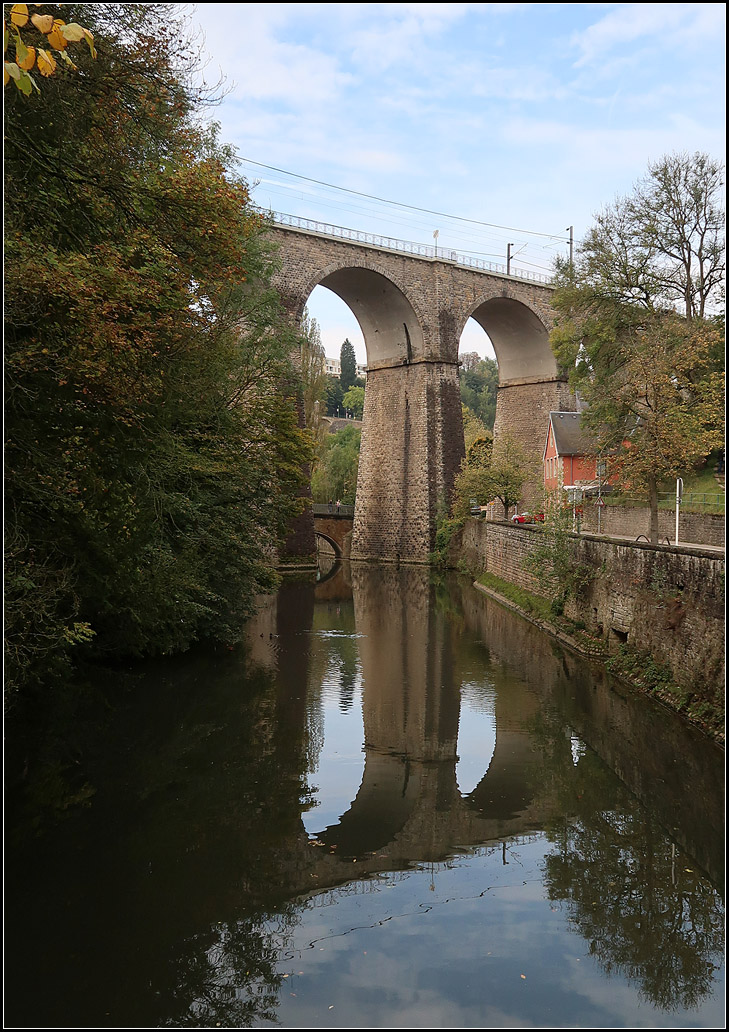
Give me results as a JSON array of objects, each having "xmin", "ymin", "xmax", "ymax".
[{"xmin": 240, "ymin": 157, "xmax": 570, "ymax": 245}]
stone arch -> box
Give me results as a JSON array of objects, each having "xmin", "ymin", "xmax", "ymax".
[
  {"xmin": 314, "ymin": 531, "xmax": 342, "ymax": 558},
  {"xmin": 298, "ymin": 260, "xmax": 428, "ymax": 368},
  {"xmin": 460, "ymin": 292, "xmax": 556, "ymax": 385}
]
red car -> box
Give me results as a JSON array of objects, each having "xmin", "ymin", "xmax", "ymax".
[{"xmin": 510, "ymin": 512, "xmax": 545, "ymax": 524}]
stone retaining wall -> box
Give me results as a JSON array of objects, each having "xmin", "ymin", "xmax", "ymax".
[{"xmin": 458, "ymin": 519, "xmax": 725, "ymax": 701}]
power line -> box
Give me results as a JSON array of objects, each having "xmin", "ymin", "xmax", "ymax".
[
  {"xmin": 241, "ymin": 157, "xmax": 569, "ymax": 243},
  {"xmin": 259, "ymin": 185, "xmax": 552, "ymax": 264}
]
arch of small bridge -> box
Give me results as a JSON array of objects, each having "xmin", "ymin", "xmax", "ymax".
[{"xmin": 314, "ymin": 530, "xmax": 342, "ymax": 558}]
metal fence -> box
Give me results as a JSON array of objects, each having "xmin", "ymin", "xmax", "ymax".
[
  {"xmin": 271, "ymin": 211, "xmax": 553, "ymax": 285},
  {"xmin": 613, "ymin": 493, "xmax": 727, "ymax": 513},
  {"xmin": 313, "ymin": 503, "xmax": 355, "ymax": 517}
]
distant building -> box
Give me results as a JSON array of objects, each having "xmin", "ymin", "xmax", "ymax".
[
  {"xmin": 325, "ymin": 356, "xmax": 367, "ymax": 380},
  {"xmin": 543, "ymin": 411, "xmax": 611, "ymax": 494}
]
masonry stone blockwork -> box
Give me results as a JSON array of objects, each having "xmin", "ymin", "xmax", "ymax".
[{"xmin": 268, "ymin": 224, "xmax": 567, "ymax": 561}]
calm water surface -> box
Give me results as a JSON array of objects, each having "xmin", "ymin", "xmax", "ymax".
[{"xmin": 5, "ymin": 565, "xmax": 725, "ymax": 1028}]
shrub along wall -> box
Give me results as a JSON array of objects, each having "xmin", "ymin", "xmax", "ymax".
[{"xmin": 458, "ymin": 519, "xmax": 725, "ymax": 709}]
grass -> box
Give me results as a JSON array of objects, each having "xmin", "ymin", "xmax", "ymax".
[
  {"xmin": 603, "ymin": 456, "xmax": 724, "ymax": 514},
  {"xmin": 475, "ymin": 571, "xmax": 607, "ymax": 656},
  {"xmin": 476, "ymin": 571, "xmax": 553, "ymax": 620}
]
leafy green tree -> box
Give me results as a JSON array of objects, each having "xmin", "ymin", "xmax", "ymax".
[
  {"xmin": 551, "ymin": 152, "xmax": 725, "ymax": 543},
  {"xmin": 342, "ymin": 385, "xmax": 365, "ymax": 420},
  {"xmin": 452, "ymin": 433, "xmax": 536, "ymax": 520},
  {"xmin": 460, "ymin": 355, "xmax": 498, "ymax": 428},
  {"xmin": 339, "ymin": 338, "xmax": 357, "ymax": 392},
  {"xmin": 324, "ymin": 376, "xmax": 345, "ymax": 417},
  {"xmin": 311, "ymin": 426, "xmax": 361, "ymax": 505},
  {"xmin": 4, "ymin": 4, "xmax": 311, "ymax": 695},
  {"xmin": 299, "ymin": 309, "xmax": 326, "ymax": 429},
  {"xmin": 462, "ymin": 405, "xmax": 492, "ymax": 457},
  {"xmin": 524, "ymin": 504, "xmax": 593, "ymax": 616}
]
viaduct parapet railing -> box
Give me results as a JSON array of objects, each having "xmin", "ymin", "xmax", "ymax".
[
  {"xmin": 313, "ymin": 503, "xmax": 355, "ymax": 518},
  {"xmin": 270, "ymin": 211, "xmax": 553, "ymax": 286}
]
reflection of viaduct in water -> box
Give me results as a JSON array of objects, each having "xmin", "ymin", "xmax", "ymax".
[
  {"xmin": 246, "ymin": 565, "xmax": 718, "ymax": 895},
  {"xmin": 306, "ymin": 565, "xmax": 559, "ymax": 873},
  {"xmin": 250, "ymin": 566, "xmax": 722, "ymax": 891}
]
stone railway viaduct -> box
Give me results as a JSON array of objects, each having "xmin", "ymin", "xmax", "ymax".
[{"xmin": 269, "ymin": 221, "xmax": 574, "ymax": 563}]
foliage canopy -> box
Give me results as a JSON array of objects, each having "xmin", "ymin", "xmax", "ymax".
[
  {"xmin": 4, "ymin": 3, "xmax": 311, "ymax": 695},
  {"xmin": 550, "ymin": 152, "xmax": 725, "ymax": 541}
]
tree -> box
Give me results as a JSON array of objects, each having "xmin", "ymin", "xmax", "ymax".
[
  {"xmin": 311, "ymin": 425, "xmax": 361, "ymax": 505},
  {"xmin": 524, "ymin": 504, "xmax": 593, "ymax": 616},
  {"xmin": 551, "ymin": 152, "xmax": 725, "ymax": 543},
  {"xmin": 299, "ymin": 310, "xmax": 326, "ymax": 424},
  {"xmin": 342, "ymin": 384, "xmax": 365, "ymax": 420},
  {"xmin": 462, "ymin": 405, "xmax": 492, "ymax": 457},
  {"xmin": 460, "ymin": 355, "xmax": 498, "ymax": 428},
  {"xmin": 324, "ymin": 376, "xmax": 344, "ymax": 417},
  {"xmin": 630, "ymin": 153, "xmax": 724, "ymax": 321},
  {"xmin": 452, "ymin": 433, "xmax": 537, "ymax": 520},
  {"xmin": 567, "ymin": 152, "xmax": 724, "ymax": 322},
  {"xmin": 4, "ymin": 4, "xmax": 311, "ymax": 695},
  {"xmin": 339, "ymin": 338, "xmax": 357, "ymax": 392}
]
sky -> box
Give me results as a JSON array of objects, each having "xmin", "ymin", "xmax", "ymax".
[{"xmin": 187, "ymin": 3, "xmax": 726, "ymax": 361}]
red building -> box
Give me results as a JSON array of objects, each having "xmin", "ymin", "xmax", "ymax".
[{"xmin": 543, "ymin": 411, "xmax": 608, "ymax": 494}]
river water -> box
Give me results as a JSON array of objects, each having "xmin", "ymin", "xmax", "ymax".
[{"xmin": 5, "ymin": 564, "xmax": 725, "ymax": 1028}]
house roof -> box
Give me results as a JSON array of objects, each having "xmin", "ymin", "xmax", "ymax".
[{"xmin": 546, "ymin": 411, "xmax": 597, "ymax": 458}]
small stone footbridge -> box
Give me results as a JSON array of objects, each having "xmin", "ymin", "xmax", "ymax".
[{"xmin": 312, "ymin": 503, "xmax": 354, "ymax": 558}]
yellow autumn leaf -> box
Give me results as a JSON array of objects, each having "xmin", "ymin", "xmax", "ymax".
[
  {"xmin": 36, "ymin": 47, "xmax": 55, "ymax": 76},
  {"xmin": 30, "ymin": 12, "xmax": 53, "ymax": 34},
  {"xmin": 11, "ymin": 5, "xmax": 29, "ymax": 28},
  {"xmin": 82, "ymin": 27, "xmax": 96, "ymax": 58},
  {"xmin": 5, "ymin": 59, "xmax": 21, "ymax": 79},
  {"xmin": 4, "ymin": 63, "xmax": 9, "ymax": 85},
  {"xmin": 47, "ymin": 27, "xmax": 67, "ymax": 49}
]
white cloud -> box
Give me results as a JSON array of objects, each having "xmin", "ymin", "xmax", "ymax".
[
  {"xmin": 571, "ymin": 3, "xmax": 726, "ymax": 68},
  {"xmin": 192, "ymin": 3, "xmax": 353, "ymax": 105}
]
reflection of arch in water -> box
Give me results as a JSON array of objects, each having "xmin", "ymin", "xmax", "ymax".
[
  {"xmin": 455, "ymin": 698, "xmax": 496, "ymax": 797},
  {"xmin": 464, "ymin": 726, "xmax": 542, "ymax": 821},
  {"xmin": 312, "ymin": 752, "xmax": 421, "ymax": 856},
  {"xmin": 314, "ymin": 561, "xmax": 353, "ymax": 602},
  {"xmin": 315, "ymin": 555, "xmax": 341, "ymax": 583},
  {"xmin": 305, "ymin": 567, "xmax": 550, "ymax": 860}
]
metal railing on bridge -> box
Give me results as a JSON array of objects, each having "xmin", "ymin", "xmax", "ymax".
[
  {"xmin": 271, "ymin": 211, "xmax": 553, "ymax": 285},
  {"xmin": 313, "ymin": 502, "xmax": 355, "ymax": 517}
]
